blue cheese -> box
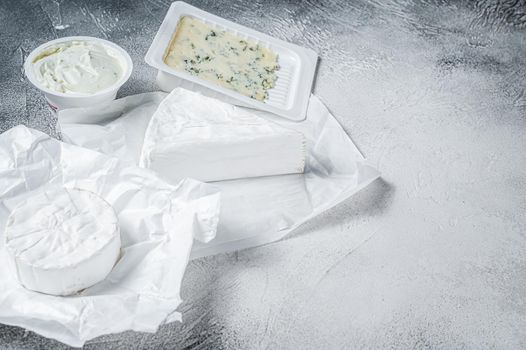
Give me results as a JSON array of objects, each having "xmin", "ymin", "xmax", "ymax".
[{"xmin": 163, "ymin": 16, "xmax": 279, "ymax": 101}]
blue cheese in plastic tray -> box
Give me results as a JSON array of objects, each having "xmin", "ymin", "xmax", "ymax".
[
  {"xmin": 164, "ymin": 16, "xmax": 280, "ymax": 102},
  {"xmin": 145, "ymin": 1, "xmax": 318, "ymax": 121}
]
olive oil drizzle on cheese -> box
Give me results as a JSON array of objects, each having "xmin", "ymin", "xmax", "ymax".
[{"xmin": 164, "ymin": 16, "xmax": 280, "ymax": 101}]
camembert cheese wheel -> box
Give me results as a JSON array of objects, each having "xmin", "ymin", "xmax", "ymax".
[{"xmin": 5, "ymin": 187, "xmax": 121, "ymax": 296}]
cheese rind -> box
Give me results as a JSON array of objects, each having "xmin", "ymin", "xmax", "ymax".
[
  {"xmin": 5, "ymin": 187, "xmax": 121, "ymax": 296},
  {"xmin": 140, "ymin": 88, "xmax": 305, "ymax": 183},
  {"xmin": 163, "ymin": 16, "xmax": 279, "ymax": 101}
]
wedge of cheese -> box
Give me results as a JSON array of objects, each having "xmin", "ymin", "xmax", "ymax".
[
  {"xmin": 140, "ymin": 88, "xmax": 305, "ymax": 183},
  {"xmin": 5, "ymin": 187, "xmax": 121, "ymax": 296}
]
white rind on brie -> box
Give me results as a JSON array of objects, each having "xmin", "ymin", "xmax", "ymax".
[
  {"xmin": 4, "ymin": 187, "xmax": 121, "ymax": 296},
  {"xmin": 140, "ymin": 88, "xmax": 306, "ymax": 183}
]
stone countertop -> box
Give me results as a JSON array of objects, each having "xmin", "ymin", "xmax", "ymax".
[{"xmin": 1, "ymin": 0, "xmax": 525, "ymax": 349}]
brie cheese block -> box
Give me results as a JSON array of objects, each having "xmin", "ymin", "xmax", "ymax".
[
  {"xmin": 140, "ymin": 88, "xmax": 306, "ymax": 183},
  {"xmin": 4, "ymin": 187, "xmax": 121, "ymax": 296}
]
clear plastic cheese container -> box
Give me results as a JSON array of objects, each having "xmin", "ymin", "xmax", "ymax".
[{"xmin": 145, "ymin": 1, "xmax": 318, "ymax": 121}]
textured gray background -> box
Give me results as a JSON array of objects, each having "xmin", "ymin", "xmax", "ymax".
[{"xmin": 1, "ymin": 0, "xmax": 526, "ymax": 349}]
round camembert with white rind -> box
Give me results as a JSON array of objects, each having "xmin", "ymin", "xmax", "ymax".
[{"xmin": 4, "ymin": 187, "xmax": 121, "ymax": 296}]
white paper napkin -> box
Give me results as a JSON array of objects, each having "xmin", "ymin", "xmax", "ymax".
[
  {"xmin": 59, "ymin": 89, "xmax": 380, "ymax": 258},
  {"xmin": 0, "ymin": 125, "xmax": 221, "ymax": 347}
]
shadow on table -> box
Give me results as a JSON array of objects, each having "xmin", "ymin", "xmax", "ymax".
[{"xmin": 288, "ymin": 177, "xmax": 395, "ymax": 240}]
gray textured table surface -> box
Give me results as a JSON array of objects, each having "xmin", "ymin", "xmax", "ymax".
[{"xmin": 1, "ymin": 0, "xmax": 526, "ymax": 349}]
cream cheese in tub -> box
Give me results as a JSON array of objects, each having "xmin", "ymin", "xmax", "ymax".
[
  {"xmin": 32, "ymin": 40, "xmax": 124, "ymax": 94},
  {"xmin": 24, "ymin": 36, "xmax": 133, "ymax": 111}
]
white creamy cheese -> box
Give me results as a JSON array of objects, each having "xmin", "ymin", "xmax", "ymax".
[
  {"xmin": 4, "ymin": 187, "xmax": 121, "ymax": 296},
  {"xmin": 32, "ymin": 40, "xmax": 124, "ymax": 94},
  {"xmin": 140, "ymin": 88, "xmax": 305, "ymax": 183},
  {"xmin": 164, "ymin": 16, "xmax": 279, "ymax": 101}
]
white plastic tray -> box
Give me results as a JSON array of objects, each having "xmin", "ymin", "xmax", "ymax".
[{"xmin": 145, "ymin": 1, "xmax": 318, "ymax": 121}]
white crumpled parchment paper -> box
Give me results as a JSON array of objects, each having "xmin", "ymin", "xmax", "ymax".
[
  {"xmin": 0, "ymin": 125, "xmax": 220, "ymax": 347},
  {"xmin": 59, "ymin": 89, "xmax": 380, "ymax": 258}
]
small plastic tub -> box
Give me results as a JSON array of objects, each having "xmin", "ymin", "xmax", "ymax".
[{"xmin": 24, "ymin": 36, "xmax": 133, "ymax": 113}]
